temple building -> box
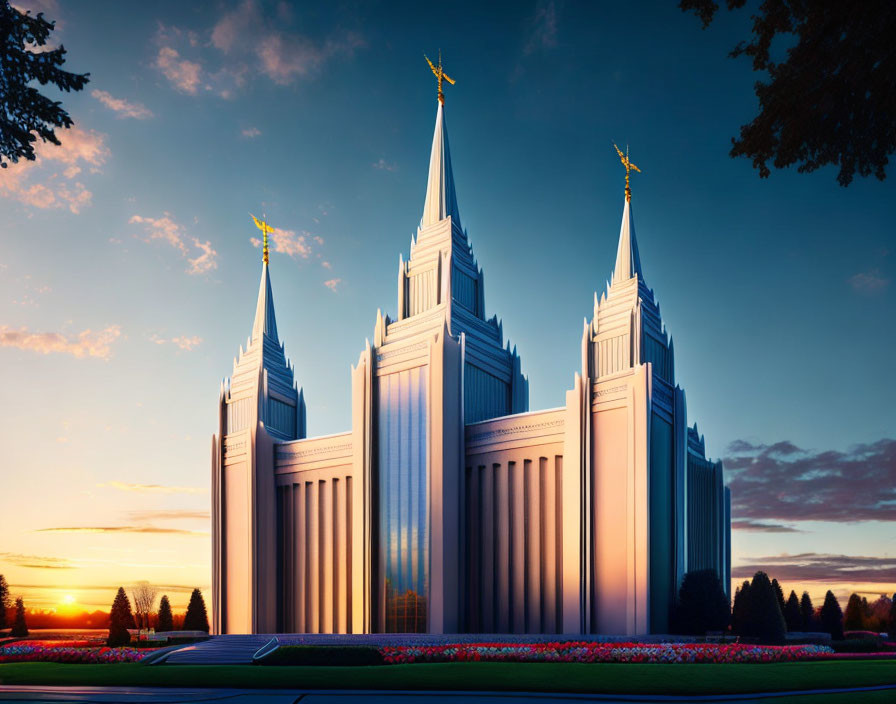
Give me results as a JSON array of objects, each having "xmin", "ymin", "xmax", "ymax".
[{"xmin": 211, "ymin": 71, "xmax": 730, "ymax": 636}]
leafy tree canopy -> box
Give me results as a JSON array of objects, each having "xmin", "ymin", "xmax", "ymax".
[
  {"xmin": 0, "ymin": 575, "xmax": 9, "ymax": 630},
  {"xmin": 673, "ymin": 569, "xmax": 731, "ymax": 635},
  {"xmin": 183, "ymin": 588, "xmax": 209, "ymax": 633},
  {"xmin": 783, "ymin": 590, "xmax": 801, "ymax": 632},
  {"xmin": 157, "ymin": 594, "xmax": 173, "ymax": 633},
  {"xmin": 0, "ymin": 0, "xmax": 89, "ymax": 168},
  {"xmin": 11, "ymin": 596, "xmax": 28, "ymax": 637},
  {"xmin": 680, "ymin": 0, "xmax": 896, "ymax": 186},
  {"xmin": 820, "ymin": 590, "xmax": 844, "ymax": 640},
  {"xmin": 108, "ymin": 586, "xmax": 134, "ymax": 646}
]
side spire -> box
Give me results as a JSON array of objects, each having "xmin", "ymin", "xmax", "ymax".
[
  {"xmin": 421, "ymin": 53, "xmax": 460, "ymax": 229},
  {"xmin": 611, "ymin": 146, "xmax": 643, "ymax": 283}
]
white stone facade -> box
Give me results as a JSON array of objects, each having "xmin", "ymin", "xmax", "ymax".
[{"xmin": 212, "ymin": 100, "xmax": 730, "ymax": 636}]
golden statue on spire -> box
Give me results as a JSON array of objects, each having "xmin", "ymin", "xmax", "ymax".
[
  {"xmin": 613, "ymin": 143, "xmax": 641, "ymax": 203},
  {"xmin": 425, "ymin": 50, "xmax": 455, "ymax": 104},
  {"xmin": 250, "ymin": 213, "xmax": 274, "ymax": 265}
]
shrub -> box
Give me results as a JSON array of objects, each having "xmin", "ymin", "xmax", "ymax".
[
  {"xmin": 0, "ymin": 575, "xmax": 9, "ymax": 631},
  {"xmin": 843, "ymin": 593, "xmax": 865, "ymax": 631},
  {"xmin": 800, "ymin": 592, "xmax": 815, "ymax": 631},
  {"xmin": 673, "ymin": 569, "xmax": 730, "ymax": 635},
  {"xmin": 731, "ymin": 581, "xmax": 751, "ymax": 635}
]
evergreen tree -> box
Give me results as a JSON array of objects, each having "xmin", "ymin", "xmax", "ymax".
[
  {"xmin": 157, "ymin": 595, "xmax": 173, "ymax": 632},
  {"xmin": 889, "ymin": 593, "xmax": 896, "ymax": 640},
  {"xmin": 11, "ymin": 597, "xmax": 28, "ymax": 637},
  {"xmin": 784, "ymin": 590, "xmax": 801, "ymax": 632},
  {"xmin": 672, "ymin": 569, "xmax": 731, "ymax": 635},
  {"xmin": 820, "ymin": 590, "xmax": 844, "ymax": 640},
  {"xmin": 0, "ymin": 1, "xmax": 90, "ymax": 168},
  {"xmin": 843, "ymin": 593, "xmax": 865, "ymax": 631},
  {"xmin": 742, "ymin": 571, "xmax": 786, "ymax": 644},
  {"xmin": 0, "ymin": 574, "xmax": 9, "ymax": 630},
  {"xmin": 800, "ymin": 592, "xmax": 815, "ymax": 631},
  {"xmin": 182, "ymin": 588, "xmax": 209, "ymax": 633},
  {"xmin": 108, "ymin": 586, "xmax": 135, "ymax": 646},
  {"xmin": 731, "ymin": 581, "xmax": 751, "ymax": 635},
  {"xmin": 771, "ymin": 578, "xmax": 786, "ymax": 619}
]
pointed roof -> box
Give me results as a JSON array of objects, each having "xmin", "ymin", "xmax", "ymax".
[
  {"xmin": 612, "ymin": 197, "xmax": 643, "ymax": 284},
  {"xmin": 251, "ymin": 262, "xmax": 279, "ymax": 343},
  {"xmin": 421, "ymin": 101, "xmax": 461, "ymax": 229}
]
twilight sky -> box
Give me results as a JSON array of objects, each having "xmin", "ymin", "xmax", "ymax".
[{"xmin": 1, "ymin": 0, "xmax": 894, "ymax": 614}]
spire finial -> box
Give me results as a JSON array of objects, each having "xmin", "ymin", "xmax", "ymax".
[
  {"xmin": 613, "ymin": 143, "xmax": 641, "ymax": 202},
  {"xmin": 425, "ymin": 50, "xmax": 456, "ymax": 104},
  {"xmin": 250, "ymin": 213, "xmax": 274, "ymax": 265}
]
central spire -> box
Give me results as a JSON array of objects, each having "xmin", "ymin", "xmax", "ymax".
[
  {"xmin": 250, "ymin": 215, "xmax": 279, "ymax": 342},
  {"xmin": 420, "ymin": 53, "xmax": 460, "ymax": 229},
  {"xmin": 611, "ymin": 145, "xmax": 644, "ymax": 284}
]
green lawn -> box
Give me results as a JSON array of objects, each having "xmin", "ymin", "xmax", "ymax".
[{"xmin": 0, "ymin": 660, "xmax": 894, "ymax": 695}]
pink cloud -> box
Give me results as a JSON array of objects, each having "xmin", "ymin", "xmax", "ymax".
[
  {"xmin": 848, "ymin": 269, "xmax": 890, "ymax": 293},
  {"xmin": 241, "ymin": 127, "xmax": 261, "ymax": 138},
  {"xmin": 91, "ymin": 89, "xmax": 153, "ymax": 119},
  {"xmin": 150, "ymin": 334, "xmax": 203, "ymax": 351},
  {"xmin": 249, "ymin": 227, "xmax": 315, "ymax": 259},
  {"xmin": 0, "ymin": 325, "xmax": 121, "ymax": 359},
  {"xmin": 324, "ymin": 278, "xmax": 341, "ymax": 292},
  {"xmin": 155, "ymin": 46, "xmax": 202, "ymax": 94},
  {"xmin": 0, "ymin": 127, "xmax": 109, "ymax": 213},
  {"xmin": 129, "ymin": 213, "xmax": 217, "ymax": 275}
]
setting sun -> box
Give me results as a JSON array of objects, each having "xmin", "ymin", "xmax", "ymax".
[{"xmin": 61, "ymin": 594, "xmax": 75, "ymax": 606}]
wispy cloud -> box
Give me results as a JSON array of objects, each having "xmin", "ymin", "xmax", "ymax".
[
  {"xmin": 126, "ymin": 510, "xmax": 209, "ymax": 522},
  {"xmin": 525, "ymin": 1, "xmax": 559, "ymax": 55},
  {"xmin": 372, "ymin": 158, "xmax": 397, "ymax": 172},
  {"xmin": 154, "ymin": 1, "xmax": 363, "ymax": 98},
  {"xmin": 129, "ymin": 213, "xmax": 217, "ymax": 275},
  {"xmin": 91, "ymin": 90, "xmax": 153, "ymax": 119},
  {"xmin": 36, "ymin": 526, "xmax": 208, "ymax": 536},
  {"xmin": 324, "ymin": 278, "xmax": 342, "ymax": 292},
  {"xmin": 0, "ymin": 126, "xmax": 109, "ymax": 213},
  {"xmin": 241, "ymin": 127, "xmax": 261, "ymax": 138},
  {"xmin": 732, "ymin": 519, "xmax": 803, "ymax": 533},
  {"xmin": 733, "ymin": 553, "xmax": 896, "ymax": 584},
  {"xmin": 250, "ymin": 227, "xmax": 317, "ymax": 259},
  {"xmin": 150, "ymin": 334, "xmax": 202, "ymax": 351},
  {"xmin": 0, "ymin": 552, "xmax": 75, "ymax": 570},
  {"xmin": 848, "ymin": 269, "xmax": 890, "ymax": 294},
  {"xmin": 155, "ymin": 46, "xmax": 202, "ymax": 95},
  {"xmin": 725, "ymin": 438, "xmax": 896, "ymax": 523},
  {"xmin": 97, "ymin": 481, "xmax": 207, "ymax": 494},
  {"xmin": 0, "ymin": 325, "xmax": 121, "ymax": 359}
]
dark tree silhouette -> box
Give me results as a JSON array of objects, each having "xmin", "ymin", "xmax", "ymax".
[
  {"xmin": 799, "ymin": 591, "xmax": 815, "ymax": 631},
  {"xmin": 673, "ymin": 569, "xmax": 731, "ymax": 635},
  {"xmin": 0, "ymin": 0, "xmax": 89, "ymax": 168},
  {"xmin": 11, "ymin": 596, "xmax": 28, "ymax": 637},
  {"xmin": 889, "ymin": 593, "xmax": 896, "ymax": 640},
  {"xmin": 771, "ymin": 578, "xmax": 786, "ymax": 619},
  {"xmin": 741, "ymin": 571, "xmax": 786, "ymax": 644},
  {"xmin": 108, "ymin": 586, "xmax": 135, "ymax": 646},
  {"xmin": 731, "ymin": 580, "xmax": 751, "ymax": 635},
  {"xmin": 183, "ymin": 588, "xmax": 209, "ymax": 633},
  {"xmin": 680, "ymin": 0, "xmax": 896, "ymax": 186},
  {"xmin": 820, "ymin": 590, "xmax": 844, "ymax": 640},
  {"xmin": 783, "ymin": 590, "xmax": 801, "ymax": 632},
  {"xmin": 843, "ymin": 593, "xmax": 866, "ymax": 631},
  {"xmin": 0, "ymin": 574, "xmax": 9, "ymax": 631},
  {"xmin": 157, "ymin": 595, "xmax": 173, "ymax": 633}
]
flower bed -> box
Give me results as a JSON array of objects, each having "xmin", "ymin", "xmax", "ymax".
[
  {"xmin": 0, "ymin": 643, "xmax": 155, "ymax": 664},
  {"xmin": 378, "ymin": 642, "xmax": 836, "ymax": 665}
]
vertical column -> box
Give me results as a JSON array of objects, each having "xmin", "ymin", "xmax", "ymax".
[
  {"xmin": 480, "ymin": 464, "xmax": 495, "ymax": 632},
  {"xmin": 511, "ymin": 460, "xmax": 526, "ymax": 633},
  {"xmin": 495, "ymin": 462, "xmax": 510, "ymax": 632},
  {"xmin": 335, "ymin": 477, "xmax": 347, "ymax": 633},
  {"xmin": 321, "ymin": 479, "xmax": 333, "ymax": 633},
  {"xmin": 527, "ymin": 458, "xmax": 541, "ymax": 633},
  {"xmin": 307, "ymin": 480, "xmax": 320, "ymax": 633},
  {"xmin": 294, "ymin": 482, "xmax": 305, "ymax": 633}
]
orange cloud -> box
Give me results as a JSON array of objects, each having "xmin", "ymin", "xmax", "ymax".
[
  {"xmin": 91, "ymin": 89, "xmax": 153, "ymax": 119},
  {"xmin": 129, "ymin": 213, "xmax": 218, "ymax": 275},
  {"xmin": 0, "ymin": 325, "xmax": 121, "ymax": 359},
  {"xmin": 97, "ymin": 481, "xmax": 206, "ymax": 494},
  {"xmin": 324, "ymin": 278, "xmax": 342, "ymax": 292},
  {"xmin": 36, "ymin": 526, "xmax": 208, "ymax": 536},
  {"xmin": 155, "ymin": 46, "xmax": 202, "ymax": 94},
  {"xmin": 0, "ymin": 126, "xmax": 109, "ymax": 213},
  {"xmin": 150, "ymin": 334, "xmax": 203, "ymax": 351}
]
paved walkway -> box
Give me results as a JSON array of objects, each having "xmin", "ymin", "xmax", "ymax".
[{"xmin": 1, "ymin": 685, "xmax": 895, "ymax": 703}]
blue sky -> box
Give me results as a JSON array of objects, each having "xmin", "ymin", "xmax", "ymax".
[{"xmin": 1, "ymin": 0, "xmax": 894, "ymax": 611}]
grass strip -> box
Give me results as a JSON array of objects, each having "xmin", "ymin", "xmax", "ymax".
[{"xmin": 0, "ymin": 659, "xmax": 894, "ymax": 693}]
